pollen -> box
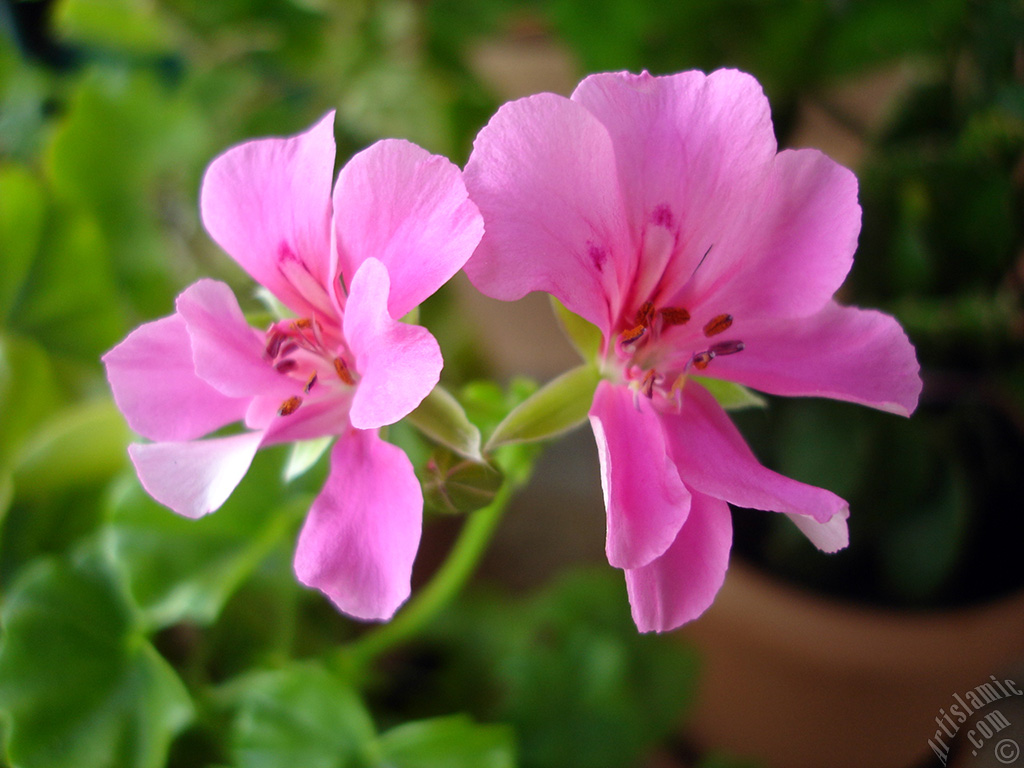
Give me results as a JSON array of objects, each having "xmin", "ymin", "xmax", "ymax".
[
  {"xmin": 278, "ymin": 396, "xmax": 302, "ymax": 416},
  {"xmin": 703, "ymin": 314, "xmax": 733, "ymax": 337},
  {"xmin": 334, "ymin": 357, "xmax": 355, "ymax": 385},
  {"xmin": 659, "ymin": 307, "xmax": 691, "ymax": 327},
  {"xmin": 304, "ymin": 371, "xmax": 318, "ymax": 393},
  {"xmin": 691, "ymin": 351, "xmax": 715, "ymax": 370},
  {"xmin": 620, "ymin": 323, "xmax": 647, "ymax": 345}
]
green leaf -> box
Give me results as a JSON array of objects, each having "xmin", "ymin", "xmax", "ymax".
[
  {"xmin": 694, "ymin": 376, "xmax": 767, "ymax": 411},
  {"xmin": 13, "ymin": 398, "xmax": 130, "ymax": 497},
  {"xmin": 107, "ymin": 449, "xmax": 309, "ymax": 630},
  {"xmin": 378, "ymin": 715, "xmax": 516, "ymax": 768},
  {"xmin": 0, "ymin": 547, "xmax": 192, "ymax": 768},
  {"xmin": 486, "ymin": 365, "xmax": 600, "ymax": 450},
  {"xmin": 226, "ymin": 662, "xmax": 376, "ymax": 768},
  {"xmin": 0, "ymin": 165, "xmax": 46, "ymax": 321},
  {"xmin": 406, "ymin": 385, "xmax": 483, "ymax": 461},
  {"xmin": 0, "ymin": 332, "xmax": 64, "ymax": 469},
  {"xmin": 55, "ymin": 0, "xmax": 177, "ymax": 53},
  {"xmin": 550, "ymin": 297, "xmax": 602, "ymax": 362}
]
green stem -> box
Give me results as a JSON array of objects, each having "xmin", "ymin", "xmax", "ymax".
[{"xmin": 343, "ymin": 476, "xmax": 517, "ymax": 671}]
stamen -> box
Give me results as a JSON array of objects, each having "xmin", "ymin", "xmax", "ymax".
[
  {"xmin": 659, "ymin": 307, "xmax": 691, "ymax": 327},
  {"xmin": 691, "ymin": 351, "xmax": 715, "ymax": 370},
  {"xmin": 636, "ymin": 301, "xmax": 656, "ymax": 326},
  {"xmin": 334, "ymin": 357, "xmax": 355, "ymax": 385},
  {"xmin": 640, "ymin": 369, "xmax": 657, "ymax": 399},
  {"xmin": 278, "ymin": 396, "xmax": 302, "ymax": 416},
  {"xmin": 304, "ymin": 371, "xmax": 318, "ymax": 393},
  {"xmin": 265, "ymin": 329, "xmax": 286, "ymax": 359},
  {"xmin": 703, "ymin": 314, "xmax": 733, "ymax": 337},
  {"xmin": 274, "ymin": 359, "xmax": 298, "ymax": 374},
  {"xmin": 709, "ymin": 340, "xmax": 744, "ymax": 356},
  {"xmin": 293, "ymin": 318, "xmax": 313, "ymax": 330},
  {"xmin": 620, "ymin": 324, "xmax": 647, "ymax": 345}
]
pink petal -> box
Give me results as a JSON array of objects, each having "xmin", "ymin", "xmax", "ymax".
[
  {"xmin": 128, "ymin": 431, "xmax": 264, "ymax": 519},
  {"xmin": 463, "ymin": 92, "xmax": 633, "ymax": 336},
  {"xmin": 786, "ymin": 509, "xmax": 849, "ymax": 553},
  {"xmin": 199, "ymin": 112, "xmax": 337, "ymax": 319},
  {"xmin": 176, "ymin": 279, "xmax": 297, "ymax": 400},
  {"xmin": 103, "ymin": 314, "xmax": 248, "ymax": 441},
  {"xmin": 679, "ymin": 148, "xmax": 860, "ymax": 321},
  {"xmin": 261, "ymin": 396, "xmax": 353, "ymax": 445},
  {"xmin": 710, "ymin": 301, "xmax": 922, "ymax": 416},
  {"xmin": 343, "ymin": 258, "xmax": 441, "ymax": 430},
  {"xmin": 589, "ymin": 381, "xmax": 691, "ymax": 569},
  {"xmin": 665, "ymin": 382, "xmax": 848, "ymax": 524},
  {"xmin": 624, "ymin": 490, "xmax": 732, "ymax": 632},
  {"xmin": 571, "ymin": 70, "xmax": 778, "ymax": 306},
  {"xmin": 333, "ymin": 139, "xmax": 483, "ymax": 319},
  {"xmin": 293, "ymin": 429, "xmax": 422, "ymax": 621}
]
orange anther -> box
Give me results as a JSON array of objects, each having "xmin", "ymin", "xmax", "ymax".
[
  {"xmin": 278, "ymin": 396, "xmax": 302, "ymax": 416},
  {"xmin": 659, "ymin": 307, "xmax": 691, "ymax": 327},
  {"xmin": 334, "ymin": 357, "xmax": 355, "ymax": 385},
  {"xmin": 692, "ymin": 351, "xmax": 715, "ymax": 370},
  {"xmin": 703, "ymin": 314, "xmax": 733, "ymax": 337},
  {"xmin": 620, "ymin": 324, "xmax": 647, "ymax": 345},
  {"xmin": 304, "ymin": 371, "xmax": 318, "ymax": 393}
]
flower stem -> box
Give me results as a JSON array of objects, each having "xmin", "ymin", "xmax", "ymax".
[{"xmin": 343, "ymin": 475, "xmax": 517, "ymax": 671}]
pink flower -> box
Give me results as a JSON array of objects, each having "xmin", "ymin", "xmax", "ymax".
[
  {"xmin": 464, "ymin": 70, "xmax": 921, "ymax": 632},
  {"xmin": 103, "ymin": 113, "xmax": 483, "ymax": 621}
]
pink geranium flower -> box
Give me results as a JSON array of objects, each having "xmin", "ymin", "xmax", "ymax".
[
  {"xmin": 104, "ymin": 113, "xmax": 483, "ymax": 621},
  {"xmin": 464, "ymin": 70, "xmax": 921, "ymax": 631}
]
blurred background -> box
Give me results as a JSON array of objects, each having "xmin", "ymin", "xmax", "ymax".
[{"xmin": 1, "ymin": 0, "xmax": 1023, "ymax": 767}]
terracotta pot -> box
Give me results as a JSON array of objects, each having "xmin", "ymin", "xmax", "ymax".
[{"xmin": 681, "ymin": 560, "xmax": 1024, "ymax": 768}]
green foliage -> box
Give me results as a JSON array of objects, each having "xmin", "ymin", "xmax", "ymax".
[
  {"xmin": 0, "ymin": 546, "xmax": 193, "ymax": 768},
  {"xmin": 2, "ymin": 0, "xmax": 1021, "ymax": 766}
]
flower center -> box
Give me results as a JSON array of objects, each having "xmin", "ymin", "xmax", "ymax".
[
  {"xmin": 616, "ymin": 300, "xmax": 744, "ymax": 407},
  {"xmin": 264, "ymin": 317, "xmax": 356, "ymax": 416}
]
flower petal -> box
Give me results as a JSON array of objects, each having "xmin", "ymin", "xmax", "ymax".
[
  {"xmin": 344, "ymin": 258, "xmax": 441, "ymax": 430},
  {"xmin": 681, "ymin": 148, "xmax": 860, "ymax": 320},
  {"xmin": 624, "ymin": 490, "xmax": 732, "ymax": 632},
  {"xmin": 103, "ymin": 314, "xmax": 248, "ymax": 441},
  {"xmin": 665, "ymin": 382, "xmax": 848, "ymax": 524},
  {"xmin": 571, "ymin": 70, "xmax": 777, "ymax": 306},
  {"xmin": 589, "ymin": 381, "xmax": 691, "ymax": 570},
  {"xmin": 463, "ymin": 92, "xmax": 633, "ymax": 336},
  {"xmin": 293, "ymin": 429, "xmax": 422, "ymax": 621},
  {"xmin": 333, "ymin": 139, "xmax": 483, "ymax": 319},
  {"xmin": 785, "ymin": 509, "xmax": 849, "ymax": 553},
  {"xmin": 199, "ymin": 112, "xmax": 337, "ymax": 318},
  {"xmin": 176, "ymin": 279, "xmax": 297, "ymax": 400},
  {"xmin": 128, "ymin": 431, "xmax": 264, "ymax": 519},
  {"xmin": 710, "ymin": 301, "xmax": 922, "ymax": 416}
]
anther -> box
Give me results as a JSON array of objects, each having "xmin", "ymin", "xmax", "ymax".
[
  {"xmin": 265, "ymin": 330, "xmax": 286, "ymax": 359},
  {"xmin": 636, "ymin": 301, "xmax": 656, "ymax": 326},
  {"xmin": 304, "ymin": 371, "xmax": 318, "ymax": 393},
  {"xmin": 293, "ymin": 318, "xmax": 313, "ymax": 330},
  {"xmin": 278, "ymin": 396, "xmax": 302, "ymax": 416},
  {"xmin": 691, "ymin": 351, "xmax": 715, "ymax": 370},
  {"xmin": 640, "ymin": 369, "xmax": 657, "ymax": 399},
  {"xmin": 659, "ymin": 307, "xmax": 691, "ymax": 327},
  {"xmin": 274, "ymin": 359, "xmax": 298, "ymax": 374},
  {"xmin": 620, "ymin": 324, "xmax": 647, "ymax": 345},
  {"xmin": 709, "ymin": 340, "xmax": 744, "ymax": 356},
  {"xmin": 334, "ymin": 357, "xmax": 355, "ymax": 385},
  {"xmin": 703, "ymin": 314, "xmax": 733, "ymax": 337}
]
